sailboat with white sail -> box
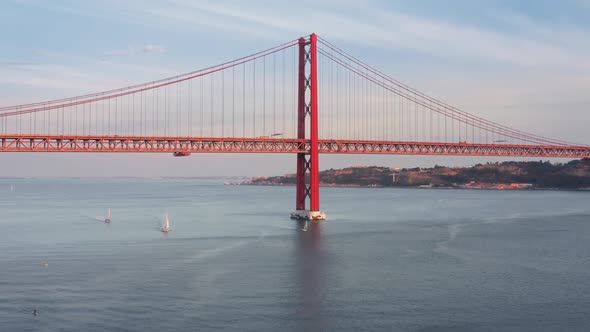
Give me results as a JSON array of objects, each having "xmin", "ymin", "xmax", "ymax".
[
  {"xmin": 104, "ymin": 208, "xmax": 111, "ymax": 223},
  {"xmin": 161, "ymin": 210, "xmax": 170, "ymax": 233}
]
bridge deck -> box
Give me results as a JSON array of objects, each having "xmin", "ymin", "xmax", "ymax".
[{"xmin": 1, "ymin": 135, "xmax": 589, "ymax": 158}]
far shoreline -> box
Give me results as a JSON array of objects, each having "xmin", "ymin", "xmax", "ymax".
[{"xmin": 230, "ymin": 182, "xmax": 590, "ymax": 192}]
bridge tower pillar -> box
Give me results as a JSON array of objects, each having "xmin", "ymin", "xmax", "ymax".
[{"xmin": 291, "ymin": 33, "xmax": 326, "ymax": 221}]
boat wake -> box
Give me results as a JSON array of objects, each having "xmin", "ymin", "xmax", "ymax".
[
  {"xmin": 434, "ymin": 223, "xmax": 467, "ymax": 259},
  {"xmin": 85, "ymin": 215, "xmax": 107, "ymax": 223},
  {"xmin": 180, "ymin": 233, "xmax": 267, "ymax": 264},
  {"xmin": 434, "ymin": 208, "xmax": 590, "ymax": 259}
]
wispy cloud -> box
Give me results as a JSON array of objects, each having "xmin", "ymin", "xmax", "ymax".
[
  {"xmin": 12, "ymin": 0, "xmax": 590, "ymax": 70},
  {"xmin": 0, "ymin": 63, "xmax": 131, "ymax": 95},
  {"xmin": 102, "ymin": 49, "xmax": 131, "ymax": 58},
  {"xmin": 141, "ymin": 44, "xmax": 164, "ymax": 53},
  {"xmin": 0, "ymin": 60, "xmax": 177, "ymax": 105},
  {"xmin": 101, "ymin": 43, "xmax": 165, "ymax": 60},
  {"xmin": 132, "ymin": 1, "xmax": 590, "ymax": 71}
]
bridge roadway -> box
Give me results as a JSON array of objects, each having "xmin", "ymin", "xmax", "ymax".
[{"xmin": 1, "ymin": 135, "xmax": 589, "ymax": 158}]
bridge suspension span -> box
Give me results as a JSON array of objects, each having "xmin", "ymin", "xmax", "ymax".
[{"xmin": 1, "ymin": 33, "xmax": 589, "ymax": 220}]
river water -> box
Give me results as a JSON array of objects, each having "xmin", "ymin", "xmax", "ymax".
[{"xmin": 1, "ymin": 178, "xmax": 589, "ymax": 331}]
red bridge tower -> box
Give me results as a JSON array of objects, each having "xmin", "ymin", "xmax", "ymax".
[{"xmin": 291, "ymin": 34, "xmax": 326, "ymax": 221}]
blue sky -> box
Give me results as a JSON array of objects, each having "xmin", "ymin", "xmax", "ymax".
[{"xmin": 1, "ymin": 0, "xmax": 589, "ymax": 176}]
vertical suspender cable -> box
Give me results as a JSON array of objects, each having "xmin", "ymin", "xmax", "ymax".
[
  {"xmin": 231, "ymin": 66, "xmax": 236, "ymax": 138},
  {"xmin": 253, "ymin": 59, "xmax": 256, "ymax": 137},
  {"xmin": 273, "ymin": 52, "xmax": 276, "ymax": 135},
  {"xmin": 242, "ymin": 63, "xmax": 245, "ymax": 138},
  {"xmin": 263, "ymin": 56, "xmax": 266, "ymax": 136},
  {"xmin": 210, "ymin": 74, "xmax": 214, "ymax": 137},
  {"xmin": 222, "ymin": 70, "xmax": 225, "ymax": 137}
]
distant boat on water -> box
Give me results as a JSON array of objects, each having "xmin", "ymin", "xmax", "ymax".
[
  {"xmin": 10, "ymin": 185, "xmax": 14, "ymax": 192},
  {"xmin": 161, "ymin": 210, "xmax": 170, "ymax": 233},
  {"xmin": 104, "ymin": 208, "xmax": 111, "ymax": 224}
]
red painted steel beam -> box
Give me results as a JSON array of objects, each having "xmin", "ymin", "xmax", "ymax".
[
  {"xmin": 309, "ymin": 33, "xmax": 320, "ymax": 212},
  {"xmin": 317, "ymin": 140, "xmax": 590, "ymax": 158},
  {"xmin": 0, "ymin": 135, "xmax": 307, "ymax": 153},
  {"xmin": 296, "ymin": 37, "xmax": 307, "ymax": 211},
  {"xmin": 1, "ymin": 135, "xmax": 589, "ymax": 158}
]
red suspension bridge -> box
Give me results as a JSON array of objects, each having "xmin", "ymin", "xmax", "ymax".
[{"xmin": 1, "ymin": 34, "xmax": 589, "ymax": 220}]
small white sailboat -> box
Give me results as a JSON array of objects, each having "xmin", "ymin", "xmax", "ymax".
[
  {"xmin": 104, "ymin": 208, "xmax": 111, "ymax": 223},
  {"xmin": 161, "ymin": 210, "xmax": 170, "ymax": 233}
]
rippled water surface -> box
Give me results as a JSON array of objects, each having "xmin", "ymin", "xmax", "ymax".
[{"xmin": 1, "ymin": 178, "xmax": 589, "ymax": 331}]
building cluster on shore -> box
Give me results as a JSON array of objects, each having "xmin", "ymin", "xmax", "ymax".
[{"xmin": 461, "ymin": 182, "xmax": 533, "ymax": 190}]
